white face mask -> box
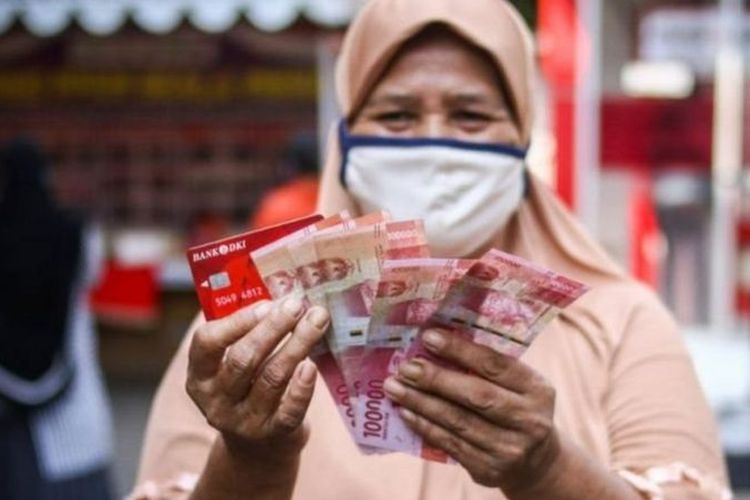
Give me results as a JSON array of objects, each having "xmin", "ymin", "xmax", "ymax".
[{"xmin": 339, "ymin": 122, "xmax": 527, "ymax": 257}]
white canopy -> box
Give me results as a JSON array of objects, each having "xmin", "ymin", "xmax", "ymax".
[{"xmin": 0, "ymin": 0, "xmax": 363, "ymax": 36}]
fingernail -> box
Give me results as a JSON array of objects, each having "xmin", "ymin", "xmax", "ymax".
[
  {"xmin": 282, "ymin": 297, "xmax": 304, "ymax": 318},
  {"xmin": 299, "ymin": 360, "xmax": 317, "ymax": 385},
  {"xmin": 306, "ymin": 307, "xmax": 330, "ymax": 329},
  {"xmin": 422, "ymin": 330, "xmax": 446, "ymax": 351},
  {"xmin": 253, "ymin": 301, "xmax": 273, "ymax": 318},
  {"xmin": 399, "ymin": 407, "xmax": 416, "ymax": 422},
  {"xmin": 398, "ymin": 361, "xmax": 423, "ymax": 383},
  {"xmin": 383, "ymin": 377, "xmax": 406, "ymax": 399}
]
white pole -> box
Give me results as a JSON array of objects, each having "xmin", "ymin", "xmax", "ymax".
[
  {"xmin": 575, "ymin": 0, "xmax": 602, "ymax": 234},
  {"xmin": 316, "ymin": 36, "xmax": 340, "ymax": 168},
  {"xmin": 709, "ymin": 0, "xmax": 744, "ymax": 330}
]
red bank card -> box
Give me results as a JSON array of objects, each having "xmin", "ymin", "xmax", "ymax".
[{"xmin": 186, "ymin": 214, "xmax": 323, "ymax": 320}]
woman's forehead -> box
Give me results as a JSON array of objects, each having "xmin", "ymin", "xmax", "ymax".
[
  {"xmin": 364, "ymin": 27, "xmax": 507, "ymax": 104},
  {"xmin": 334, "ymin": 1, "xmax": 534, "ymax": 144}
]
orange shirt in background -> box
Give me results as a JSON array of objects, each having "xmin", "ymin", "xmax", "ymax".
[{"xmin": 251, "ymin": 176, "xmax": 320, "ymax": 229}]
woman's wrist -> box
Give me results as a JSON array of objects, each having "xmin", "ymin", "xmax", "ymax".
[
  {"xmin": 499, "ymin": 427, "xmax": 564, "ymax": 497},
  {"xmin": 502, "ymin": 431, "xmax": 641, "ymax": 500},
  {"xmin": 191, "ymin": 434, "xmax": 304, "ymax": 500},
  {"xmin": 221, "ymin": 428, "xmax": 307, "ymax": 467}
]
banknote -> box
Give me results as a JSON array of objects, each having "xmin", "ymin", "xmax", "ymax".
[
  {"xmin": 250, "ymin": 212, "xmax": 362, "ymax": 436},
  {"xmin": 252, "ymin": 210, "xmax": 352, "ymax": 359},
  {"xmin": 273, "ymin": 211, "xmax": 392, "ymax": 436},
  {"xmin": 252, "ymin": 212, "xmax": 350, "ymax": 303},
  {"xmin": 318, "ymin": 221, "xmax": 431, "ymax": 354},
  {"xmin": 424, "ymin": 249, "xmax": 589, "ymax": 359},
  {"xmin": 287, "ymin": 211, "xmax": 391, "ymax": 364},
  {"xmin": 311, "ymin": 220, "xmax": 430, "ymax": 393},
  {"xmin": 287, "ymin": 211, "xmax": 391, "ymax": 307},
  {"xmin": 287, "ymin": 219, "xmax": 428, "ymax": 441},
  {"xmin": 366, "ymin": 258, "xmax": 473, "ymax": 348},
  {"xmin": 321, "ymin": 222, "xmax": 431, "ymax": 422},
  {"xmin": 354, "ymin": 251, "xmax": 588, "ymax": 460},
  {"xmin": 353, "ymin": 258, "xmax": 472, "ymax": 459},
  {"xmin": 192, "ymin": 215, "xmax": 590, "ymax": 461}
]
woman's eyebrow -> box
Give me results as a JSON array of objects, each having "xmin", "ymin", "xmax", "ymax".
[
  {"xmin": 446, "ymin": 92, "xmax": 503, "ymax": 106},
  {"xmin": 364, "ymin": 93, "xmax": 420, "ymax": 108}
]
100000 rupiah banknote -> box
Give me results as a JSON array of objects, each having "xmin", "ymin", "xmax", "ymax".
[{"xmin": 354, "ymin": 258, "xmax": 472, "ymax": 459}]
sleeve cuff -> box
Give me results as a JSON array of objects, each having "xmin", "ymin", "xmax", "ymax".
[
  {"xmin": 127, "ymin": 473, "xmax": 199, "ymax": 500},
  {"xmin": 616, "ymin": 462, "xmax": 731, "ymax": 500}
]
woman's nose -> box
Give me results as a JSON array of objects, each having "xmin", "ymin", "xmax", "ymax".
[{"xmin": 420, "ymin": 114, "xmax": 449, "ymax": 138}]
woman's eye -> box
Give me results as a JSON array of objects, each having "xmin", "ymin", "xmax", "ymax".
[
  {"xmin": 453, "ymin": 110, "xmax": 491, "ymax": 123},
  {"xmin": 374, "ymin": 111, "xmax": 415, "ymax": 124}
]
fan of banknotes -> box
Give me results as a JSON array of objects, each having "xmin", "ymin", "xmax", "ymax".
[{"xmin": 188, "ymin": 211, "xmax": 589, "ymax": 462}]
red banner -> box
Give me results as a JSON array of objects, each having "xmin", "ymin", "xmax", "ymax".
[{"xmin": 538, "ymin": 0, "xmax": 590, "ymax": 209}]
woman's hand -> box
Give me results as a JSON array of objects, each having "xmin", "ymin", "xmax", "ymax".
[
  {"xmin": 383, "ymin": 328, "xmax": 561, "ymax": 494},
  {"xmin": 186, "ymin": 298, "xmax": 330, "ymax": 461}
]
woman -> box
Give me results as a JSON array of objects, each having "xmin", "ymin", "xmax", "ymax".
[{"xmin": 132, "ymin": 1, "xmax": 729, "ymax": 498}]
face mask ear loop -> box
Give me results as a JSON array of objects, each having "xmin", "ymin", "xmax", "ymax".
[{"xmin": 338, "ymin": 119, "xmax": 351, "ymax": 189}]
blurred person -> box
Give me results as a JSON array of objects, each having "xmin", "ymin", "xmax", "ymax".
[
  {"xmin": 250, "ymin": 133, "xmax": 320, "ymax": 229},
  {"xmin": 132, "ymin": 1, "xmax": 730, "ymax": 499},
  {"xmin": 0, "ymin": 139, "xmax": 114, "ymax": 499}
]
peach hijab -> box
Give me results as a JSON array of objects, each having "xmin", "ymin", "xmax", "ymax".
[
  {"xmin": 131, "ymin": 1, "xmax": 729, "ymax": 499},
  {"xmin": 317, "ymin": 0, "xmax": 622, "ymax": 287}
]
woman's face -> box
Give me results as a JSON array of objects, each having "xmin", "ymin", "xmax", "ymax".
[{"xmin": 350, "ymin": 32, "xmax": 521, "ymax": 145}]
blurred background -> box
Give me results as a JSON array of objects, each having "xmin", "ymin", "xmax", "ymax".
[{"xmin": 0, "ymin": 0, "xmax": 748, "ymax": 496}]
